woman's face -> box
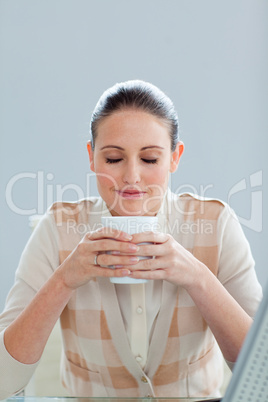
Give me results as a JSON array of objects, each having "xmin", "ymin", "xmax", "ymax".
[{"xmin": 88, "ymin": 109, "xmax": 183, "ymax": 216}]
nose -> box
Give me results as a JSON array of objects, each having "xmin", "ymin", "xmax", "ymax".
[{"xmin": 122, "ymin": 160, "xmax": 141, "ymax": 185}]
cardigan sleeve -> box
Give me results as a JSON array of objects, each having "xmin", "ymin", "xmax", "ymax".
[
  {"xmin": 0, "ymin": 210, "xmax": 60, "ymax": 399},
  {"xmin": 215, "ymin": 204, "xmax": 263, "ymax": 371},
  {"xmin": 217, "ymin": 204, "xmax": 263, "ymax": 318}
]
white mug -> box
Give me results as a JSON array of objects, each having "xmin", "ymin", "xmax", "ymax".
[{"xmin": 101, "ymin": 216, "xmax": 158, "ymax": 284}]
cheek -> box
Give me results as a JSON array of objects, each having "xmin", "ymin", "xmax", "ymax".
[
  {"xmin": 97, "ymin": 174, "xmax": 117, "ymax": 189},
  {"xmin": 147, "ymin": 166, "xmax": 169, "ymax": 184},
  {"xmin": 94, "ymin": 163, "xmax": 119, "ymax": 186}
]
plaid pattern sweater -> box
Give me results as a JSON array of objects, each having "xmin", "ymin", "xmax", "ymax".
[
  {"xmin": 52, "ymin": 190, "xmax": 260, "ymax": 397},
  {"xmin": 0, "ymin": 189, "xmax": 262, "ymax": 398}
]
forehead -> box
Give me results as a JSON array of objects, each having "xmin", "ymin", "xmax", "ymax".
[{"xmin": 95, "ymin": 109, "xmax": 171, "ymax": 148}]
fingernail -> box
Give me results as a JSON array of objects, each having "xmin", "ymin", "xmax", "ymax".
[
  {"xmin": 111, "ymin": 251, "xmax": 120, "ymax": 255},
  {"xmin": 122, "ymin": 269, "xmax": 131, "ymax": 276},
  {"xmin": 130, "ymin": 257, "xmax": 139, "ymax": 262},
  {"xmin": 115, "ymin": 265, "xmax": 123, "ymax": 268},
  {"xmin": 129, "ymin": 244, "xmax": 139, "ymax": 251},
  {"xmin": 123, "ymin": 233, "xmax": 132, "ymax": 240}
]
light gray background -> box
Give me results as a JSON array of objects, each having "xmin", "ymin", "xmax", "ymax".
[{"xmin": 0, "ymin": 0, "xmax": 267, "ymax": 311}]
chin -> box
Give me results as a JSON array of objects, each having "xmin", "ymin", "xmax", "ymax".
[
  {"xmin": 104, "ymin": 191, "xmax": 163, "ymax": 216},
  {"xmin": 112, "ymin": 203, "xmax": 159, "ymax": 217}
]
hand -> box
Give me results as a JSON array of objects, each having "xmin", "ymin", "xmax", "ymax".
[
  {"xmin": 56, "ymin": 227, "xmax": 141, "ymax": 290},
  {"xmin": 127, "ymin": 231, "xmax": 205, "ymax": 289}
]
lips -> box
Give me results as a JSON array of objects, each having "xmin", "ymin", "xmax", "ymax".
[{"xmin": 116, "ymin": 189, "xmax": 146, "ymax": 199}]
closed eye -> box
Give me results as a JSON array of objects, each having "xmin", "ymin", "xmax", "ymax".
[
  {"xmin": 106, "ymin": 158, "xmax": 123, "ymax": 164},
  {"xmin": 105, "ymin": 158, "xmax": 158, "ymax": 164},
  {"xmin": 142, "ymin": 158, "xmax": 158, "ymax": 164}
]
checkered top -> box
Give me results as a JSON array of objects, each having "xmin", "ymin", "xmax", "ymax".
[{"xmin": 47, "ymin": 190, "xmax": 259, "ymax": 397}]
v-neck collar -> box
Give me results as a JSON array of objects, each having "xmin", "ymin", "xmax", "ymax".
[{"xmin": 97, "ymin": 188, "xmax": 180, "ymax": 377}]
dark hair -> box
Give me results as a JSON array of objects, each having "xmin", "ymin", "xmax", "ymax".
[{"xmin": 90, "ymin": 80, "xmax": 179, "ymax": 151}]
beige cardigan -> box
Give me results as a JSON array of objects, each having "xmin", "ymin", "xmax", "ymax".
[{"xmin": 0, "ymin": 189, "xmax": 263, "ymax": 399}]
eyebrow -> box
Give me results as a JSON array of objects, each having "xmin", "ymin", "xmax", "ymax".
[{"xmin": 100, "ymin": 145, "xmax": 165, "ymax": 151}]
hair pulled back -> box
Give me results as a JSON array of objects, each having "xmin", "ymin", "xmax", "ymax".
[{"xmin": 90, "ymin": 80, "xmax": 179, "ymax": 151}]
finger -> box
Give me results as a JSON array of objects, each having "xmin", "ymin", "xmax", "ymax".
[
  {"xmin": 96, "ymin": 253, "xmax": 140, "ymax": 267},
  {"xmin": 134, "ymin": 242, "xmax": 166, "ymax": 257},
  {"xmin": 91, "ymin": 265, "xmax": 132, "ymax": 278},
  {"xmin": 86, "ymin": 227, "xmax": 133, "ymax": 242},
  {"xmin": 129, "ymin": 267, "xmax": 167, "ymax": 281},
  {"xmin": 89, "ymin": 239, "xmax": 140, "ymax": 254},
  {"xmin": 131, "ymin": 231, "xmax": 169, "ymax": 244},
  {"xmin": 129, "ymin": 255, "xmax": 164, "ymax": 271}
]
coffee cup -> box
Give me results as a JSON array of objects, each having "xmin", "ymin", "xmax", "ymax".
[{"xmin": 101, "ymin": 216, "xmax": 158, "ymax": 284}]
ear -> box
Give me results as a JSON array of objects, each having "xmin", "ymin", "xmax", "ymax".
[
  {"xmin": 170, "ymin": 141, "xmax": 184, "ymax": 173},
  {"xmin": 87, "ymin": 141, "xmax": 95, "ymax": 172}
]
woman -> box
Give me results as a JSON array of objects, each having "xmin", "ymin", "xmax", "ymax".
[{"xmin": 0, "ymin": 80, "xmax": 262, "ymax": 398}]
